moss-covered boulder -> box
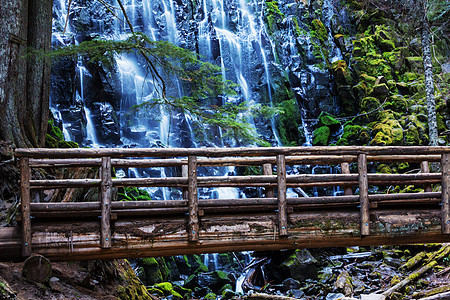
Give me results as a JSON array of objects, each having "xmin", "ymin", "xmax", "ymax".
[
  {"xmin": 370, "ymin": 118, "xmax": 404, "ymax": 145},
  {"xmin": 405, "ymin": 56, "xmax": 424, "ymax": 73},
  {"xmin": 140, "ymin": 257, "xmax": 165, "ymax": 285},
  {"xmin": 279, "ymin": 249, "xmax": 318, "ymax": 281},
  {"xmin": 318, "ymin": 112, "xmax": 341, "ymax": 129},
  {"xmin": 371, "ymin": 83, "xmax": 389, "ymax": 98},
  {"xmin": 313, "ymin": 126, "xmax": 331, "ymax": 146},
  {"xmin": 147, "ymin": 282, "xmax": 183, "ymax": 300},
  {"xmin": 332, "ymin": 60, "xmax": 353, "ymax": 86}
]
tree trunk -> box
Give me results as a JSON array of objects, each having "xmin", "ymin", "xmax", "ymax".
[
  {"xmin": 421, "ymin": 3, "xmax": 438, "ymax": 146},
  {"xmin": 0, "ymin": 0, "xmax": 52, "ymax": 148},
  {"xmin": 0, "ymin": 0, "xmax": 29, "ymax": 147}
]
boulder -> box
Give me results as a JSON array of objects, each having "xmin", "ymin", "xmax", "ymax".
[{"xmin": 279, "ymin": 249, "xmax": 318, "ymax": 281}]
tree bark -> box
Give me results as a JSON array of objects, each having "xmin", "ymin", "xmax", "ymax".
[
  {"xmin": 421, "ymin": 2, "xmax": 438, "ymax": 146},
  {"xmin": 0, "ymin": 0, "xmax": 52, "ymax": 147}
]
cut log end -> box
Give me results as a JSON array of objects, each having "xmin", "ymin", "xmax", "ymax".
[{"xmin": 22, "ymin": 254, "xmax": 52, "ymax": 283}]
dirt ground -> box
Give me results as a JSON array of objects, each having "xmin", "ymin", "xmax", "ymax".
[{"xmin": 0, "ymin": 260, "xmax": 127, "ymax": 300}]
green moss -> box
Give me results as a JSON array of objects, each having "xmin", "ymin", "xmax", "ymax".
[
  {"xmin": 205, "ymin": 292, "xmax": 217, "ymax": 300},
  {"xmin": 377, "ymin": 164, "xmax": 392, "ymax": 174},
  {"xmin": 312, "ymin": 19, "xmax": 327, "ymax": 42},
  {"xmin": 45, "ymin": 134, "xmax": 59, "ymax": 148},
  {"xmin": 387, "ymin": 95, "xmax": 407, "ymax": 112},
  {"xmin": 117, "ymin": 261, "xmax": 152, "ymax": 300},
  {"xmin": 405, "ymin": 57, "xmax": 424, "ymax": 73},
  {"xmin": 276, "ymin": 99, "xmax": 302, "ymax": 145},
  {"xmin": 370, "ymin": 118, "xmax": 403, "ymax": 146},
  {"xmin": 265, "ymin": 1, "xmax": 284, "ymax": 34},
  {"xmin": 360, "ymin": 97, "xmax": 380, "ymax": 114},
  {"xmin": 400, "ymin": 72, "xmax": 419, "ymax": 82},
  {"xmin": 118, "ymin": 187, "xmax": 151, "ymax": 201},
  {"xmin": 318, "ymin": 111, "xmax": 341, "ymax": 128},
  {"xmin": 437, "ymin": 113, "xmax": 446, "ymax": 132},
  {"xmin": 313, "ymin": 126, "xmax": 330, "ymax": 146},
  {"xmin": 352, "ymin": 81, "xmax": 367, "ymax": 100},
  {"xmin": 332, "ymin": 60, "xmax": 353, "ymax": 85},
  {"xmin": 151, "ymin": 282, "xmax": 183, "ymax": 300},
  {"xmin": 405, "ymin": 125, "xmax": 420, "ymax": 145}
]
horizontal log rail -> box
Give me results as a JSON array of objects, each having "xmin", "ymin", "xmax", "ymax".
[{"xmin": 4, "ymin": 146, "xmax": 450, "ymax": 261}]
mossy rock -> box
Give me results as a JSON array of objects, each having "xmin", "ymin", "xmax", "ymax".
[
  {"xmin": 386, "ymin": 95, "xmax": 407, "ymax": 112},
  {"xmin": 173, "ymin": 284, "xmax": 192, "ymax": 299},
  {"xmin": 313, "ymin": 126, "xmax": 331, "ymax": 146},
  {"xmin": 370, "ymin": 119, "xmax": 404, "ymax": 145},
  {"xmin": 150, "ymin": 282, "xmax": 183, "ymax": 300},
  {"xmin": 377, "ymin": 164, "xmax": 392, "ymax": 174},
  {"xmin": 404, "ymin": 125, "xmax": 421, "ymax": 145},
  {"xmin": 276, "ymin": 99, "xmax": 302, "ymax": 146},
  {"xmin": 371, "ymin": 83, "xmax": 389, "ymax": 98},
  {"xmin": 383, "ymin": 51, "xmax": 403, "ymax": 71},
  {"xmin": 365, "ymin": 54, "xmax": 393, "ymax": 80},
  {"xmin": 332, "ymin": 60, "xmax": 353, "ymax": 85},
  {"xmin": 405, "ymin": 57, "xmax": 424, "ymax": 73},
  {"xmin": 279, "ymin": 249, "xmax": 318, "ymax": 281},
  {"xmin": 141, "ymin": 258, "xmax": 164, "ymax": 285},
  {"xmin": 339, "ymin": 123, "xmax": 366, "ymax": 145},
  {"xmin": 204, "ymin": 292, "xmax": 217, "ymax": 300},
  {"xmin": 57, "ymin": 140, "xmax": 79, "ymax": 148},
  {"xmin": 374, "ymin": 25, "xmax": 396, "ymax": 52},
  {"xmin": 352, "ymin": 81, "xmax": 367, "ymax": 100},
  {"xmin": 312, "ymin": 19, "xmax": 327, "ymax": 42},
  {"xmin": 360, "ymin": 97, "xmax": 381, "ymax": 120},
  {"xmin": 318, "ymin": 112, "xmax": 341, "ymax": 129}
]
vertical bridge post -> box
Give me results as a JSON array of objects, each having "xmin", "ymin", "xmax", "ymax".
[
  {"xmin": 420, "ymin": 161, "xmax": 432, "ymax": 193},
  {"xmin": 441, "ymin": 154, "xmax": 450, "ymax": 234},
  {"xmin": 263, "ymin": 163, "xmax": 274, "ymax": 198},
  {"xmin": 277, "ymin": 155, "xmax": 288, "ymax": 236},
  {"xmin": 341, "ymin": 162, "xmax": 353, "ymax": 195},
  {"xmin": 358, "ymin": 153, "xmax": 370, "ymax": 236},
  {"xmin": 188, "ymin": 156, "xmax": 199, "ymax": 242},
  {"xmin": 20, "ymin": 157, "xmax": 32, "ymax": 256},
  {"xmin": 100, "ymin": 157, "xmax": 112, "ymax": 248}
]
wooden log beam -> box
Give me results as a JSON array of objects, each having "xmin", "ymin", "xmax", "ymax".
[
  {"xmin": 277, "ymin": 155, "xmax": 288, "ymax": 236},
  {"xmin": 28, "ymin": 192, "xmax": 441, "ymax": 213},
  {"xmin": 15, "ymin": 146, "xmax": 450, "ymax": 159},
  {"xmin": 20, "ymin": 157, "xmax": 32, "ymax": 257},
  {"xmin": 100, "ymin": 157, "xmax": 112, "ymax": 248},
  {"xmin": 1, "ymin": 208, "xmax": 445, "ymax": 261},
  {"xmin": 28, "ymin": 154, "xmax": 442, "ymax": 168},
  {"xmin": 188, "ymin": 156, "xmax": 199, "ymax": 242},
  {"xmin": 441, "ymin": 154, "xmax": 450, "ymax": 234},
  {"xmin": 358, "ymin": 153, "xmax": 370, "ymax": 236}
]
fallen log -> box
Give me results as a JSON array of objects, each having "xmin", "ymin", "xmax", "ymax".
[
  {"xmin": 419, "ymin": 291, "xmax": 450, "ymax": 300},
  {"xmin": 245, "ymin": 292, "xmax": 299, "ymax": 300},
  {"xmin": 382, "ymin": 261, "xmax": 437, "ymax": 298}
]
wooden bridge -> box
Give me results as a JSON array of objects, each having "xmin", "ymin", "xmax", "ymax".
[{"xmin": 1, "ymin": 146, "xmax": 450, "ymax": 261}]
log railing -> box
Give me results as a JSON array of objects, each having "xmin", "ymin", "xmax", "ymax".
[{"xmin": 12, "ymin": 146, "xmax": 450, "ymax": 260}]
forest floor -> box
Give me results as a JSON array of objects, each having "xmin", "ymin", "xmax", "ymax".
[{"xmin": 0, "ymin": 260, "xmax": 130, "ymax": 300}]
